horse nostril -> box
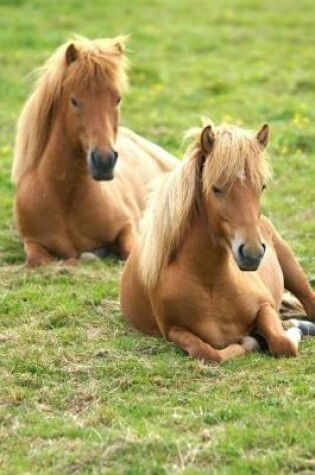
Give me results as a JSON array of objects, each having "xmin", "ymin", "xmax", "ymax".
[
  {"xmin": 239, "ymin": 244, "xmax": 245, "ymax": 260},
  {"xmin": 261, "ymin": 243, "xmax": 266, "ymax": 256},
  {"xmin": 113, "ymin": 150, "xmax": 118, "ymax": 163},
  {"xmin": 90, "ymin": 151, "xmax": 98, "ymax": 166}
]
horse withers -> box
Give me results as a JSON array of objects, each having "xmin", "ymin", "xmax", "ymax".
[
  {"xmin": 12, "ymin": 36, "xmax": 177, "ymax": 266},
  {"xmin": 120, "ymin": 121, "xmax": 315, "ymax": 362}
]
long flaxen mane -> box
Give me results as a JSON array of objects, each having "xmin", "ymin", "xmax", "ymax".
[
  {"xmin": 139, "ymin": 120, "xmax": 271, "ymax": 289},
  {"xmin": 12, "ymin": 35, "xmax": 128, "ymax": 184}
]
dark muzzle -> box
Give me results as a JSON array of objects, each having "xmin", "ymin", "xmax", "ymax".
[
  {"xmin": 237, "ymin": 243, "xmax": 266, "ymax": 271},
  {"xmin": 88, "ymin": 149, "xmax": 118, "ymax": 181}
]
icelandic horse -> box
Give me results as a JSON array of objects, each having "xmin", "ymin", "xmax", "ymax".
[
  {"xmin": 120, "ymin": 121, "xmax": 315, "ymax": 362},
  {"xmin": 12, "ymin": 36, "xmax": 177, "ymax": 266}
]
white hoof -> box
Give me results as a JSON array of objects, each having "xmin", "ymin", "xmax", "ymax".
[
  {"xmin": 285, "ymin": 327, "xmax": 302, "ymax": 349},
  {"xmin": 80, "ymin": 252, "xmax": 100, "ymax": 262},
  {"xmin": 242, "ymin": 336, "xmax": 260, "ymax": 353},
  {"xmin": 288, "ymin": 319, "xmax": 315, "ymax": 336}
]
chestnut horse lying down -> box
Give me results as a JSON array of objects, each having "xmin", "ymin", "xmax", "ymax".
[
  {"xmin": 12, "ymin": 36, "xmax": 177, "ymax": 266},
  {"xmin": 120, "ymin": 121, "xmax": 315, "ymax": 362}
]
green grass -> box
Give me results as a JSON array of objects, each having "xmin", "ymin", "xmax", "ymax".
[{"xmin": 0, "ymin": 0, "xmax": 314, "ymax": 473}]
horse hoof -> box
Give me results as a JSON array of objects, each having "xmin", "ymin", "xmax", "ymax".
[
  {"xmin": 242, "ymin": 336, "xmax": 260, "ymax": 353},
  {"xmin": 299, "ymin": 321, "xmax": 315, "ymax": 336},
  {"xmin": 285, "ymin": 327, "xmax": 302, "ymax": 349},
  {"xmin": 286, "ymin": 319, "xmax": 315, "ymax": 337},
  {"xmin": 81, "ymin": 252, "xmax": 100, "ymax": 262}
]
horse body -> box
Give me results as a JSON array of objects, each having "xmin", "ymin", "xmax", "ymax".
[
  {"xmin": 12, "ymin": 37, "xmax": 177, "ymax": 265},
  {"xmin": 15, "ymin": 126, "xmax": 177, "ymax": 264},
  {"xmin": 120, "ymin": 121, "xmax": 315, "ymax": 361},
  {"xmin": 151, "ymin": 217, "xmax": 284, "ymax": 347},
  {"xmin": 121, "ymin": 213, "xmax": 284, "ymax": 346}
]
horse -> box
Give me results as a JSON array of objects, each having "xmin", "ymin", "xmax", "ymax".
[
  {"xmin": 12, "ymin": 36, "xmax": 178, "ymax": 266},
  {"xmin": 120, "ymin": 121, "xmax": 315, "ymax": 362}
]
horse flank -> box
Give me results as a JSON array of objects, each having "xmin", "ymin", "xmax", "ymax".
[
  {"xmin": 139, "ymin": 121, "xmax": 271, "ymax": 289},
  {"xmin": 12, "ymin": 35, "xmax": 128, "ymax": 184}
]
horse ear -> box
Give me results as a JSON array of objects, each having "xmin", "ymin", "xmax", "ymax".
[
  {"xmin": 256, "ymin": 123, "xmax": 270, "ymax": 148},
  {"xmin": 114, "ymin": 41, "xmax": 124, "ymax": 54},
  {"xmin": 200, "ymin": 125, "xmax": 215, "ymax": 156},
  {"xmin": 112, "ymin": 36, "xmax": 128, "ymax": 54},
  {"xmin": 65, "ymin": 43, "xmax": 78, "ymax": 65}
]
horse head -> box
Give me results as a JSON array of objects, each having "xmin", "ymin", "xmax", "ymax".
[
  {"xmin": 200, "ymin": 122, "xmax": 271, "ymax": 271},
  {"xmin": 62, "ymin": 38, "xmax": 127, "ymax": 180}
]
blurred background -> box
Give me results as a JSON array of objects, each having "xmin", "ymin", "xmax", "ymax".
[{"xmin": 0, "ymin": 0, "xmax": 314, "ymax": 266}]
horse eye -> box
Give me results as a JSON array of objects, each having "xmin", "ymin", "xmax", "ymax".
[
  {"xmin": 212, "ymin": 185, "xmax": 223, "ymax": 195},
  {"xmin": 116, "ymin": 96, "xmax": 121, "ymax": 105},
  {"xmin": 262, "ymin": 184, "xmax": 267, "ymax": 192},
  {"xmin": 70, "ymin": 96, "xmax": 80, "ymax": 108}
]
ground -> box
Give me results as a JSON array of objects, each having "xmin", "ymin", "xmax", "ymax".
[{"xmin": 0, "ymin": 0, "xmax": 314, "ymax": 473}]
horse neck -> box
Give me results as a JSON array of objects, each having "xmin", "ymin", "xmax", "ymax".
[
  {"xmin": 178, "ymin": 210, "xmax": 230, "ymax": 283},
  {"xmin": 38, "ymin": 104, "xmax": 91, "ymax": 196}
]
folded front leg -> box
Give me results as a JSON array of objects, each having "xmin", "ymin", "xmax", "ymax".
[
  {"xmin": 24, "ymin": 241, "xmax": 56, "ymax": 267},
  {"xmin": 167, "ymin": 326, "xmax": 255, "ymax": 363},
  {"xmin": 255, "ymin": 304, "xmax": 300, "ymax": 357}
]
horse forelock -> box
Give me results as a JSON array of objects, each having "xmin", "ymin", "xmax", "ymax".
[
  {"xmin": 63, "ymin": 36, "xmax": 129, "ymax": 92},
  {"xmin": 201, "ymin": 123, "xmax": 271, "ymax": 192},
  {"xmin": 12, "ymin": 36, "xmax": 128, "ymax": 184}
]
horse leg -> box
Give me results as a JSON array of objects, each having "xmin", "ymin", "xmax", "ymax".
[
  {"xmin": 167, "ymin": 327, "xmax": 256, "ymax": 363},
  {"xmin": 255, "ymin": 304, "xmax": 301, "ymax": 357},
  {"xmin": 24, "ymin": 241, "xmax": 55, "ymax": 267},
  {"xmin": 275, "ymin": 239, "xmax": 315, "ymax": 319},
  {"xmin": 25, "ymin": 240, "xmax": 79, "ymax": 267},
  {"xmin": 116, "ymin": 224, "xmax": 135, "ymax": 260},
  {"xmin": 266, "ymin": 219, "xmax": 315, "ymax": 320}
]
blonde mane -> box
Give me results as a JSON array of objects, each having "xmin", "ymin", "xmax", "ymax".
[
  {"xmin": 12, "ymin": 35, "xmax": 128, "ymax": 184},
  {"xmin": 139, "ymin": 121, "xmax": 271, "ymax": 289}
]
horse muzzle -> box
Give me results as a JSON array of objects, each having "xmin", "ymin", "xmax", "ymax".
[
  {"xmin": 88, "ymin": 148, "xmax": 118, "ymax": 181},
  {"xmin": 235, "ymin": 243, "xmax": 266, "ymax": 271}
]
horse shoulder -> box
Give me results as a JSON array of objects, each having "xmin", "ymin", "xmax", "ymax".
[{"xmin": 150, "ymin": 263, "xmax": 207, "ymax": 333}]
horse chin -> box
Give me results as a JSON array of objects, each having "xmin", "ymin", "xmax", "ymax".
[
  {"xmin": 238, "ymin": 263, "xmax": 259, "ymax": 272},
  {"xmin": 92, "ymin": 173, "xmax": 114, "ymax": 181},
  {"xmin": 237, "ymin": 259, "xmax": 261, "ymax": 272}
]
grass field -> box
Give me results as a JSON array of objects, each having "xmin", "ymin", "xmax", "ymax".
[{"xmin": 0, "ymin": 0, "xmax": 314, "ymax": 473}]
